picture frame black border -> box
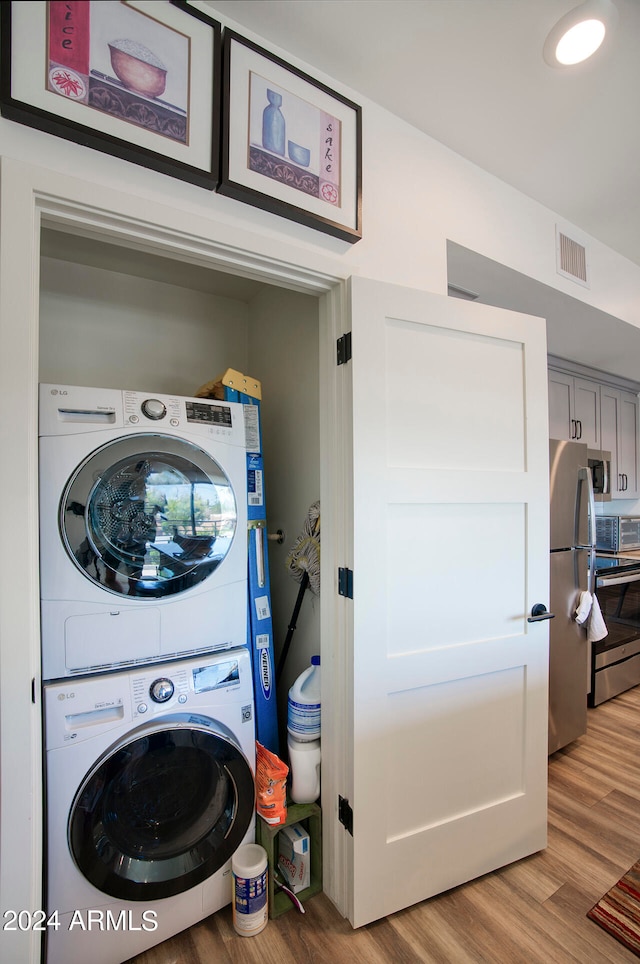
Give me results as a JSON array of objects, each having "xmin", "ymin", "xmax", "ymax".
[
  {"xmin": 0, "ymin": 0, "xmax": 221, "ymax": 190},
  {"xmin": 219, "ymin": 28, "xmax": 362, "ymax": 244}
]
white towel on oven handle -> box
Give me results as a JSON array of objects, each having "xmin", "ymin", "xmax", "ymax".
[{"xmin": 587, "ymin": 593, "xmax": 608, "ymax": 642}]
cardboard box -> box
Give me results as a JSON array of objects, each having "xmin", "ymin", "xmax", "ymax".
[{"xmin": 277, "ymin": 822, "xmax": 310, "ymax": 893}]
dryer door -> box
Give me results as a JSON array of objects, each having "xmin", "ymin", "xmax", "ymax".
[
  {"xmin": 57, "ymin": 433, "xmax": 237, "ymax": 598},
  {"xmin": 68, "ymin": 717, "xmax": 255, "ymax": 901}
]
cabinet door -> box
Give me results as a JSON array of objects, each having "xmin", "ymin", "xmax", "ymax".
[
  {"xmin": 601, "ymin": 387, "xmax": 621, "ymax": 494},
  {"xmin": 548, "ymin": 372, "xmax": 599, "ymax": 446},
  {"xmin": 548, "ymin": 371, "xmax": 573, "ymax": 440},
  {"xmin": 573, "ymin": 377, "xmax": 600, "ymax": 448},
  {"xmin": 619, "ymin": 391, "xmax": 639, "ymax": 498},
  {"xmin": 601, "ymin": 387, "xmax": 640, "ymax": 498}
]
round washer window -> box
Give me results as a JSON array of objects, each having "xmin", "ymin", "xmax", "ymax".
[
  {"xmin": 58, "ymin": 434, "xmax": 237, "ymax": 598},
  {"xmin": 68, "ymin": 719, "xmax": 255, "ymax": 901}
]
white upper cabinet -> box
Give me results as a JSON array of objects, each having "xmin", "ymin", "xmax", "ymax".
[
  {"xmin": 548, "ymin": 371, "xmax": 599, "ymax": 447},
  {"xmin": 601, "ymin": 386, "xmax": 640, "ymax": 499},
  {"xmin": 549, "ymin": 365, "xmax": 640, "ymax": 500},
  {"xmin": 620, "ymin": 393, "xmax": 640, "ymax": 499}
]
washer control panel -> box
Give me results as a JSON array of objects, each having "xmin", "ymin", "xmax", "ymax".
[
  {"xmin": 149, "ymin": 677, "xmax": 174, "ymax": 703},
  {"xmin": 132, "ymin": 665, "xmax": 189, "ymax": 716},
  {"xmin": 141, "ymin": 398, "xmax": 167, "ymax": 421},
  {"xmin": 44, "ymin": 648, "xmax": 253, "ymax": 748},
  {"xmin": 123, "ymin": 390, "xmax": 181, "ymax": 427},
  {"xmin": 128, "ymin": 654, "xmax": 244, "ymax": 716}
]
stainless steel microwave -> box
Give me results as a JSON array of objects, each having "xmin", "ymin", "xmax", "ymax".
[
  {"xmin": 587, "ymin": 449, "xmax": 611, "ymax": 502},
  {"xmin": 595, "ymin": 515, "xmax": 640, "ymax": 551}
]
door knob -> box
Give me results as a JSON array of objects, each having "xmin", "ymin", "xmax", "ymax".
[{"xmin": 527, "ymin": 603, "xmax": 555, "ymax": 623}]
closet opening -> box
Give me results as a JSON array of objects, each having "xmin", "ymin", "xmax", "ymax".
[{"xmin": 38, "ymin": 223, "xmax": 323, "ymax": 751}]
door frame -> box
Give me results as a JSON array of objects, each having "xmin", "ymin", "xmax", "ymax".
[{"xmin": 0, "ymin": 156, "xmax": 351, "ymax": 962}]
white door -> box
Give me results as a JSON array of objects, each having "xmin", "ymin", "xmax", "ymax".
[{"xmin": 344, "ymin": 277, "xmax": 550, "ymax": 927}]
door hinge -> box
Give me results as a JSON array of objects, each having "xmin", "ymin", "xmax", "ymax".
[
  {"xmin": 338, "ymin": 567, "xmax": 353, "ymax": 599},
  {"xmin": 337, "ymin": 331, "xmax": 352, "ymax": 366},
  {"xmin": 338, "ymin": 795, "xmax": 353, "ymax": 836}
]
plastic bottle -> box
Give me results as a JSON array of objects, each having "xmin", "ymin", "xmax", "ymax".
[
  {"xmin": 287, "ymin": 655, "xmax": 321, "ymax": 742},
  {"xmin": 231, "ymin": 843, "xmax": 268, "ymax": 937},
  {"xmin": 288, "ymin": 733, "xmax": 321, "ymax": 804}
]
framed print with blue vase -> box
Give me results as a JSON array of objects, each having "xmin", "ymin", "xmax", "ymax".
[{"xmin": 220, "ymin": 29, "xmax": 362, "ymax": 244}]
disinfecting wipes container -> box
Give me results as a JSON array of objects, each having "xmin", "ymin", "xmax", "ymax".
[
  {"xmin": 232, "ymin": 843, "xmax": 268, "ymax": 936},
  {"xmin": 287, "ymin": 655, "xmax": 321, "ymax": 741}
]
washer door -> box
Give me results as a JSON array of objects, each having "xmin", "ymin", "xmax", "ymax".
[
  {"xmin": 57, "ymin": 433, "xmax": 237, "ymax": 598},
  {"xmin": 68, "ymin": 718, "xmax": 255, "ymax": 901}
]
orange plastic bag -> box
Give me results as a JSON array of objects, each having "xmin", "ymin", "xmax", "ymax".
[{"xmin": 255, "ymin": 741, "xmax": 288, "ymax": 825}]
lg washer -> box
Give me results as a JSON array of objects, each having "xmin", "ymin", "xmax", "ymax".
[
  {"xmin": 43, "ymin": 647, "xmax": 256, "ymax": 964},
  {"xmin": 39, "ymin": 384, "xmax": 249, "ymax": 680}
]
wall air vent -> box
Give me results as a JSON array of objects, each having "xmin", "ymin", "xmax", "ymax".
[{"xmin": 556, "ymin": 226, "xmax": 590, "ymax": 288}]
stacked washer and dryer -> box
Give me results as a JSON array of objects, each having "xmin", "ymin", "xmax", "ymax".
[{"xmin": 39, "ymin": 384, "xmax": 257, "ymax": 964}]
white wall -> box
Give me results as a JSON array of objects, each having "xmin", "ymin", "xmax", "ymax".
[
  {"xmin": 607, "ymin": 497, "xmax": 640, "ymax": 516},
  {"xmin": 247, "ymin": 286, "xmax": 321, "ymax": 735},
  {"xmin": 2, "ymin": 3, "xmax": 640, "ymax": 324},
  {"xmin": 39, "ymin": 257, "xmax": 250, "ymax": 393}
]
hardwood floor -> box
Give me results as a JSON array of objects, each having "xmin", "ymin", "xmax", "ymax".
[{"xmin": 129, "ymin": 686, "xmax": 640, "ymax": 963}]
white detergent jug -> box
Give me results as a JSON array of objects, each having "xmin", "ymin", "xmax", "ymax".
[
  {"xmin": 287, "ymin": 655, "xmax": 320, "ymax": 742},
  {"xmin": 288, "ymin": 733, "xmax": 321, "ymax": 804}
]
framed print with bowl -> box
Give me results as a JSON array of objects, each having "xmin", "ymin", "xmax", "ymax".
[
  {"xmin": 220, "ymin": 29, "xmax": 362, "ymax": 243},
  {"xmin": 0, "ymin": 1, "xmax": 221, "ymax": 188}
]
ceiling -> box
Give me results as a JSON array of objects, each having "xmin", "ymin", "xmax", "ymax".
[
  {"xmin": 207, "ymin": 0, "xmax": 640, "ymax": 383},
  {"xmin": 209, "ymin": 0, "xmax": 640, "ymax": 269}
]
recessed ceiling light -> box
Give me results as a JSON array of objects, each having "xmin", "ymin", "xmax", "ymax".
[{"xmin": 543, "ymin": 0, "xmax": 618, "ymax": 67}]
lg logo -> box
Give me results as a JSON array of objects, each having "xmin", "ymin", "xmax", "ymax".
[{"xmin": 50, "ymin": 388, "xmax": 68, "ymax": 396}]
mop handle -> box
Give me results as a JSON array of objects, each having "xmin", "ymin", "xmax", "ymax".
[{"xmin": 276, "ymin": 571, "xmax": 309, "ymax": 683}]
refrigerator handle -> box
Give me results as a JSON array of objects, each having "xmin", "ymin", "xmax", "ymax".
[{"xmin": 577, "ymin": 466, "xmax": 596, "ymax": 593}]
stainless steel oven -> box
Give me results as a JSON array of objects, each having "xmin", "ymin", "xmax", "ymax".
[{"xmin": 590, "ymin": 555, "xmax": 640, "ymax": 706}]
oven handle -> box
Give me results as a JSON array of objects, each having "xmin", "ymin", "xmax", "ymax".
[{"xmin": 596, "ymin": 571, "xmax": 640, "ymax": 588}]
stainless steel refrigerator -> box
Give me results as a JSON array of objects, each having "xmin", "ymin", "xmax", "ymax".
[{"xmin": 548, "ymin": 438, "xmax": 594, "ymax": 754}]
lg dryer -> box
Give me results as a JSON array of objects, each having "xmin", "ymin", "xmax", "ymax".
[
  {"xmin": 43, "ymin": 647, "xmax": 256, "ymax": 964},
  {"xmin": 39, "ymin": 384, "xmax": 248, "ymax": 680}
]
